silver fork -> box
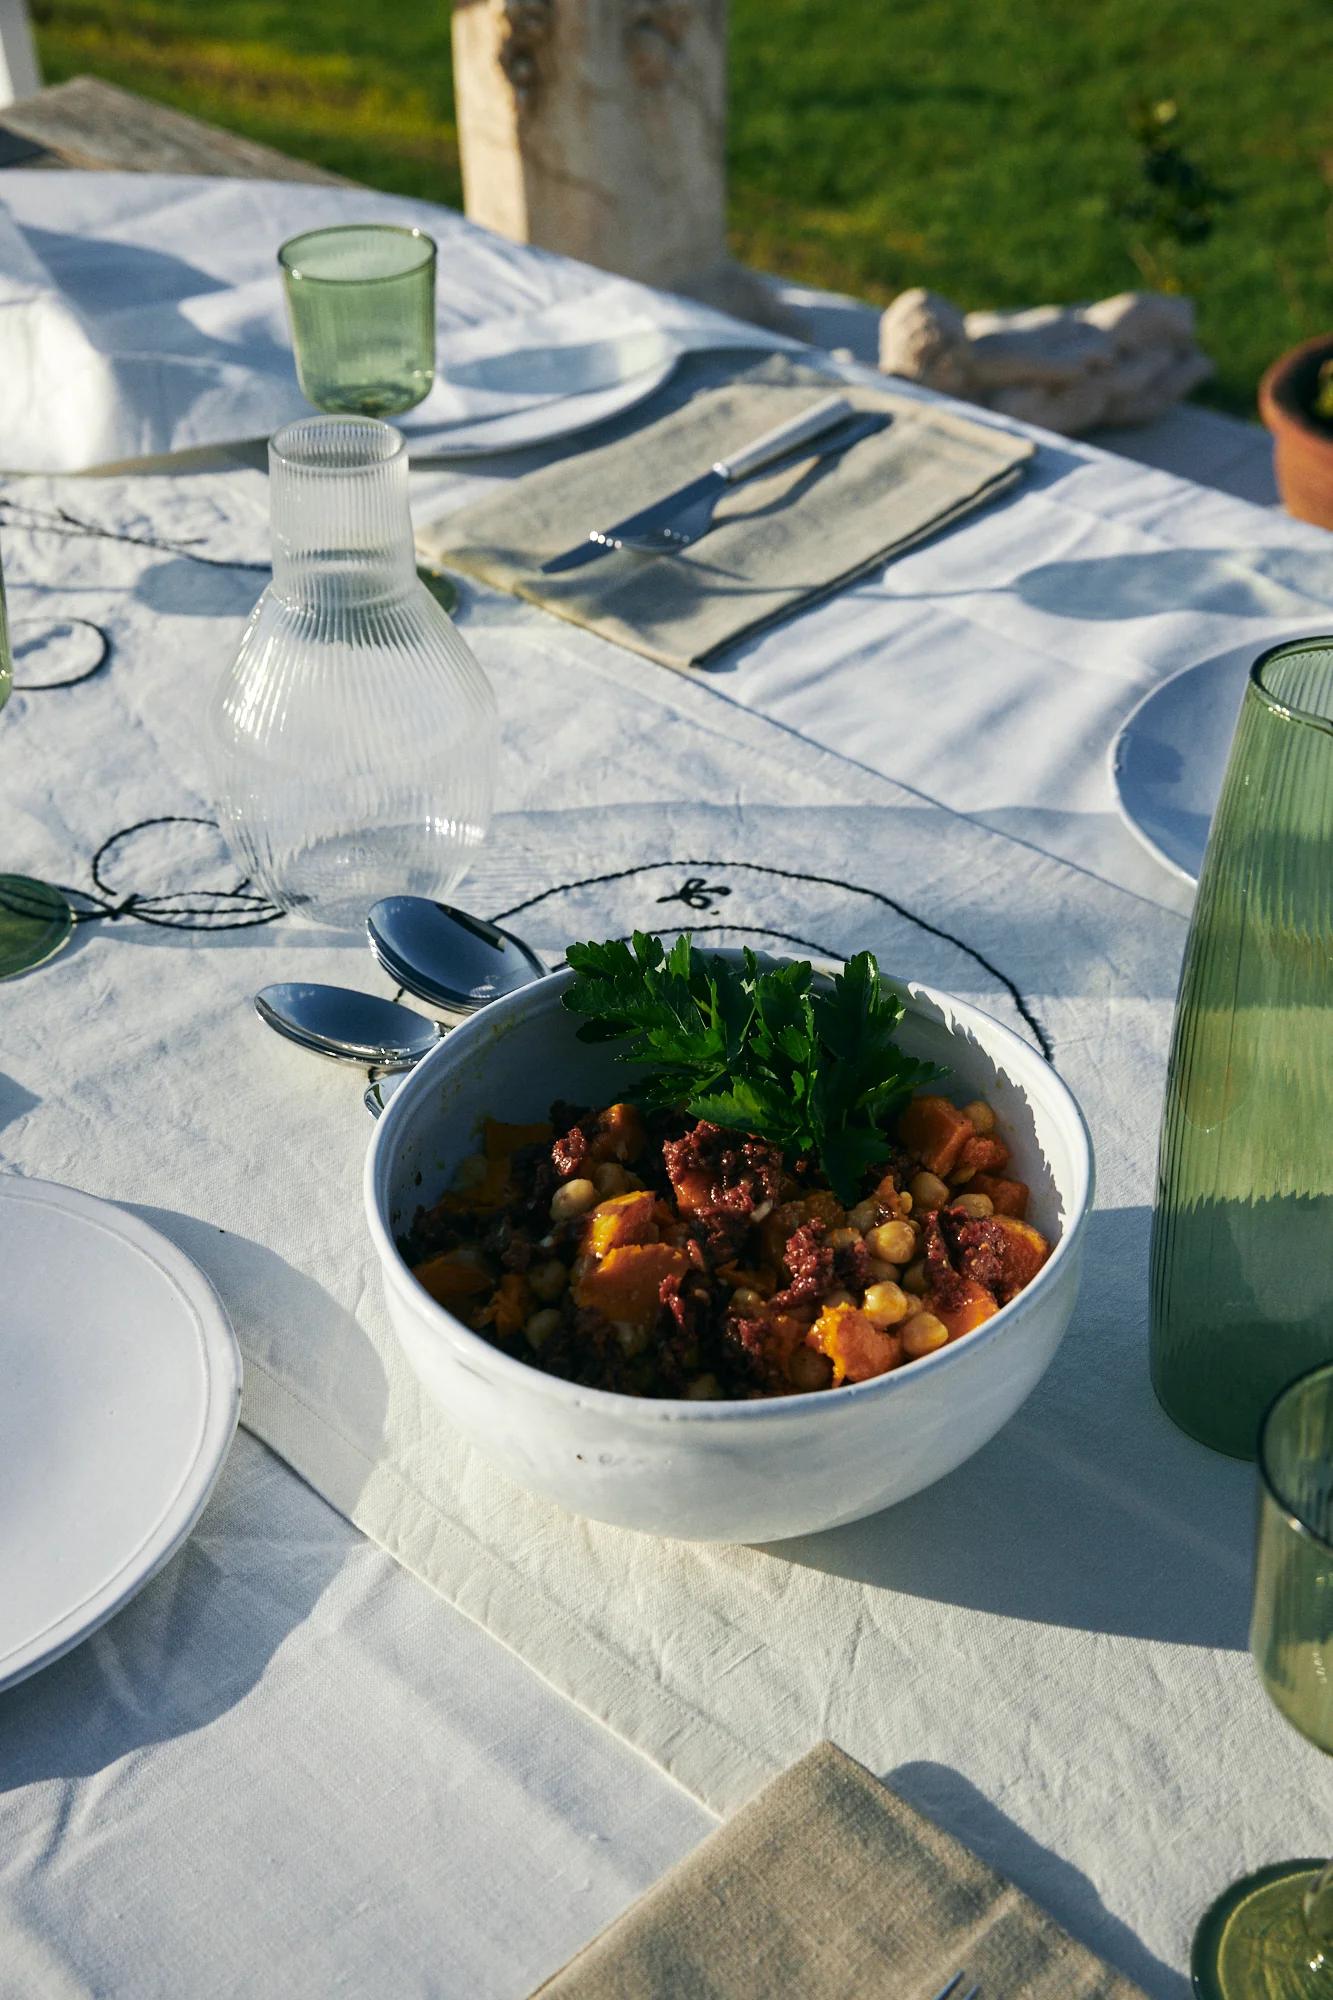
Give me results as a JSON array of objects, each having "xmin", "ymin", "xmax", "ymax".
[
  {"xmin": 931, "ymin": 1975, "xmax": 981, "ymax": 2000},
  {"xmin": 614, "ymin": 409, "xmax": 888, "ymax": 556}
]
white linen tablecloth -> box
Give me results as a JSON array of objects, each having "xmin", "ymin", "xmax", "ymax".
[{"xmin": 2, "ymin": 173, "xmax": 1332, "ymax": 2000}]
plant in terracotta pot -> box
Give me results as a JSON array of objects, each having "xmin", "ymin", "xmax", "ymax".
[{"xmin": 1259, "ymin": 333, "xmax": 1333, "ymax": 529}]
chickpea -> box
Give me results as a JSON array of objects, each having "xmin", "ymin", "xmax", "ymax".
[
  {"xmin": 824, "ymin": 1288, "xmax": 856, "ymax": 1310},
  {"xmin": 897, "ymin": 1191, "xmax": 914, "ymax": 1216},
  {"xmin": 827, "ymin": 1226, "xmax": 859, "ymax": 1250},
  {"xmin": 614, "ymin": 1320, "xmax": 650, "ymax": 1357},
  {"xmin": 902, "ymin": 1258, "xmax": 928, "ymax": 1296},
  {"xmin": 847, "ymin": 1199, "xmax": 880, "ymax": 1234},
  {"xmin": 528, "ymin": 1258, "xmax": 568, "ymax": 1301},
  {"xmin": 963, "ymin": 1099, "xmax": 997, "ymax": 1136},
  {"xmin": 788, "ymin": 1345, "xmax": 834, "ymax": 1393},
  {"xmin": 453, "ymin": 1153, "xmax": 488, "ymax": 1191},
  {"xmin": 550, "ymin": 1177, "xmax": 597, "ymax": 1223},
  {"xmin": 863, "ymin": 1256, "xmax": 899, "ymax": 1283},
  {"xmin": 862, "ymin": 1281, "xmax": 910, "ymax": 1327},
  {"xmin": 866, "ymin": 1219, "xmax": 916, "ymax": 1265},
  {"xmin": 902, "ymin": 1311, "xmax": 949, "ymax": 1359},
  {"xmin": 948, "ymin": 1163, "xmax": 976, "ymax": 1186},
  {"xmin": 686, "ymin": 1373, "xmax": 724, "ymax": 1399},
  {"xmin": 951, "ymin": 1191, "xmax": 994, "ymax": 1221},
  {"xmin": 908, "ymin": 1170, "xmax": 950, "ymax": 1212},
  {"xmin": 593, "ymin": 1161, "xmax": 632, "ymax": 1197},
  {"xmin": 524, "ymin": 1307, "xmax": 562, "ymax": 1349},
  {"xmin": 731, "ymin": 1286, "xmax": 765, "ymax": 1314}
]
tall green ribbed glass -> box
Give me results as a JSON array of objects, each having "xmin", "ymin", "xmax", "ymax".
[
  {"xmin": 1150, "ymin": 638, "xmax": 1333, "ymax": 1459},
  {"xmin": 1192, "ymin": 1361, "xmax": 1333, "ymax": 1999}
]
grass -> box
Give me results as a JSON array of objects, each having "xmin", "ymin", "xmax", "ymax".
[{"xmin": 30, "ymin": 0, "xmax": 1333, "ymax": 415}]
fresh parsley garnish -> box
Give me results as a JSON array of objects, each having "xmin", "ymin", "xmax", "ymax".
[{"xmin": 562, "ymin": 933, "xmax": 945, "ymax": 1203}]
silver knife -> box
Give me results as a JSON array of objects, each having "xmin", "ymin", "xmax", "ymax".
[{"xmin": 540, "ymin": 392, "xmax": 857, "ymax": 575}]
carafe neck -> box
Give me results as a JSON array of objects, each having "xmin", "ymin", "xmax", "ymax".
[{"xmin": 268, "ymin": 415, "xmax": 416, "ymax": 603}]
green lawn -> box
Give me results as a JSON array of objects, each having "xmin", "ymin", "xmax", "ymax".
[{"xmin": 30, "ymin": 0, "xmax": 1333, "ymax": 415}]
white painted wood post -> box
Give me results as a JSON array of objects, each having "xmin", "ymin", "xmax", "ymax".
[
  {"xmin": 0, "ymin": 0, "xmax": 40, "ymax": 108},
  {"xmin": 451, "ymin": 0, "xmax": 784, "ymax": 323}
]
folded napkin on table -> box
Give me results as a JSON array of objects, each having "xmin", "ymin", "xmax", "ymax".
[
  {"xmin": 425, "ymin": 354, "xmax": 1033, "ymax": 670},
  {"xmin": 534, "ymin": 1743, "xmax": 1147, "ymax": 1999}
]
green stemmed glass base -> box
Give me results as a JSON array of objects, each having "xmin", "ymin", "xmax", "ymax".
[
  {"xmin": 1193, "ymin": 1861, "xmax": 1330, "ymax": 1997},
  {"xmin": 0, "ymin": 874, "xmax": 74, "ymax": 978}
]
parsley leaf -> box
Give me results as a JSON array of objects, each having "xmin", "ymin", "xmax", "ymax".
[{"xmin": 561, "ymin": 934, "xmax": 945, "ymax": 1202}]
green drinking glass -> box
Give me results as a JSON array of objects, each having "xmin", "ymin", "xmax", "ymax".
[
  {"xmin": 1193, "ymin": 1359, "xmax": 1333, "ymax": 1998},
  {"xmin": 279, "ymin": 224, "xmax": 437, "ymax": 418},
  {"xmin": 1151, "ymin": 638, "xmax": 1333, "ymax": 1456}
]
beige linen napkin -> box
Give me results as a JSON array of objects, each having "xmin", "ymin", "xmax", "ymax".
[
  {"xmin": 533, "ymin": 1744, "xmax": 1147, "ymax": 1999},
  {"xmin": 424, "ymin": 356, "xmax": 1033, "ymax": 669}
]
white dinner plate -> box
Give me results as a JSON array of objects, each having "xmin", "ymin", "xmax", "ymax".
[
  {"xmin": 402, "ymin": 327, "xmax": 683, "ymax": 459},
  {"xmin": 1110, "ymin": 648, "xmax": 1252, "ymax": 886},
  {"xmin": 0, "ymin": 1177, "xmax": 241, "ymax": 1693}
]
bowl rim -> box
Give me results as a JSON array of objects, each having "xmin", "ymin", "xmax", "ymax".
[{"xmin": 364, "ymin": 956, "xmax": 1095, "ymax": 1425}]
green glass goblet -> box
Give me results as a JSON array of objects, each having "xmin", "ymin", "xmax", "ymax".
[
  {"xmin": 1193, "ymin": 1359, "xmax": 1333, "ymax": 1997},
  {"xmin": 279, "ymin": 224, "xmax": 437, "ymax": 418}
]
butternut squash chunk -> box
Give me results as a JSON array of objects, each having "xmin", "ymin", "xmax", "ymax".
[
  {"xmin": 583, "ymin": 1190, "xmax": 659, "ymax": 1257},
  {"xmin": 587, "ymin": 1103, "xmax": 646, "ymax": 1163},
  {"xmin": 927, "ymin": 1277, "xmax": 1000, "ymax": 1341},
  {"xmin": 411, "ymin": 1251, "xmax": 492, "ymax": 1306},
  {"xmin": 477, "ymin": 1272, "xmax": 531, "ymax": 1339},
  {"xmin": 899, "ymin": 1095, "xmax": 975, "ymax": 1177},
  {"xmin": 574, "ymin": 1243, "xmax": 691, "ymax": 1327},
  {"xmin": 808, "ymin": 1301, "xmax": 901, "ymax": 1386},
  {"xmin": 991, "ymin": 1214, "xmax": 1051, "ymax": 1292},
  {"xmin": 969, "ymin": 1172, "xmax": 1030, "ymax": 1219},
  {"xmin": 954, "ymin": 1133, "xmax": 1010, "ymax": 1180}
]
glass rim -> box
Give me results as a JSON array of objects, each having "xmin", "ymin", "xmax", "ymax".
[
  {"xmin": 270, "ymin": 414, "xmax": 408, "ymax": 475},
  {"xmin": 1257, "ymin": 1358, "xmax": 1333, "ymax": 1557},
  {"xmin": 277, "ymin": 223, "xmax": 437, "ymax": 282},
  {"xmin": 1248, "ymin": 636, "xmax": 1333, "ymax": 739}
]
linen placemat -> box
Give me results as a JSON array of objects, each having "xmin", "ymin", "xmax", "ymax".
[
  {"xmin": 424, "ymin": 354, "xmax": 1033, "ymax": 669},
  {"xmin": 534, "ymin": 1743, "xmax": 1147, "ymax": 1998}
]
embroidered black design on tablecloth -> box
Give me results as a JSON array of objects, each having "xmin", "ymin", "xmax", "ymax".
[
  {"xmin": 0, "ymin": 490, "xmax": 264, "ymax": 704},
  {"xmin": 55, "ymin": 816, "xmax": 283, "ymax": 932},
  {"xmin": 491, "ymin": 857, "xmax": 1052, "ymax": 1061},
  {"xmin": 655, "ymin": 875, "xmax": 731, "ymax": 913},
  {"xmin": 9, "ymin": 618, "xmax": 110, "ymax": 692}
]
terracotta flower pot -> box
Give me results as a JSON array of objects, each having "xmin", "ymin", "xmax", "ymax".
[{"xmin": 1259, "ymin": 332, "xmax": 1333, "ymax": 529}]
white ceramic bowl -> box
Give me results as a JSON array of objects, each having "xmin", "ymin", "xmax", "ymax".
[{"xmin": 365, "ymin": 958, "xmax": 1094, "ymax": 1543}]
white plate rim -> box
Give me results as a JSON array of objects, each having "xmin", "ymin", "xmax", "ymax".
[
  {"xmin": 0, "ymin": 1176, "xmax": 242, "ymax": 1693},
  {"xmin": 402, "ymin": 349, "xmax": 680, "ymax": 460},
  {"xmin": 1108, "ymin": 652, "xmax": 1249, "ymax": 888}
]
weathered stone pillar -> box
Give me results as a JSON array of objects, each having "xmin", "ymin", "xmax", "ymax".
[{"xmin": 451, "ymin": 0, "xmax": 785, "ymax": 324}]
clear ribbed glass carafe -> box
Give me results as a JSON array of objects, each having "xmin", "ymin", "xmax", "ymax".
[
  {"xmin": 1150, "ymin": 638, "xmax": 1333, "ymax": 1457},
  {"xmin": 209, "ymin": 416, "xmax": 496, "ymax": 931}
]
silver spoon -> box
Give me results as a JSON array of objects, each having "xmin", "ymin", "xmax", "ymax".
[
  {"xmin": 366, "ymin": 897, "xmax": 545, "ymax": 1013},
  {"xmin": 254, "ymin": 983, "xmax": 445, "ymax": 1071}
]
